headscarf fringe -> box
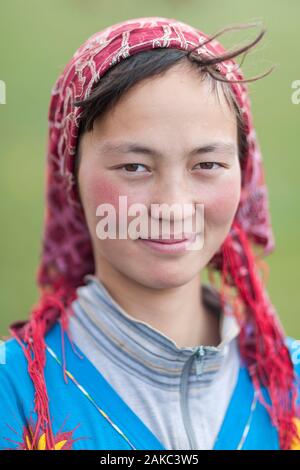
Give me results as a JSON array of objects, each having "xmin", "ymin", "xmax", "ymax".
[
  {"xmin": 9, "ymin": 275, "xmax": 77, "ymax": 450},
  {"xmin": 218, "ymin": 220, "xmax": 299, "ymax": 450}
]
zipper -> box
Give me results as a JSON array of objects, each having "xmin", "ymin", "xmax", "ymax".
[
  {"xmin": 179, "ymin": 346, "xmax": 206, "ymax": 450},
  {"xmin": 195, "ymin": 345, "xmax": 205, "ymax": 375}
]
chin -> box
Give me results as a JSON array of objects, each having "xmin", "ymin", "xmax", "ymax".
[{"xmin": 134, "ymin": 265, "xmax": 201, "ymax": 290}]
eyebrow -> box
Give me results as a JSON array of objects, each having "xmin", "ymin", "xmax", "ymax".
[{"xmin": 98, "ymin": 140, "xmax": 237, "ymax": 159}]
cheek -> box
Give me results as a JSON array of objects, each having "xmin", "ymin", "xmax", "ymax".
[
  {"xmin": 88, "ymin": 175, "xmax": 121, "ymax": 208},
  {"xmin": 204, "ymin": 174, "xmax": 241, "ymax": 226},
  {"xmin": 80, "ymin": 172, "xmax": 148, "ymax": 222}
]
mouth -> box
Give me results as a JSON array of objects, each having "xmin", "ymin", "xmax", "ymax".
[
  {"xmin": 139, "ymin": 234, "xmax": 193, "ymax": 244},
  {"xmin": 138, "ymin": 233, "xmax": 198, "ymax": 254},
  {"xmin": 141, "ymin": 238, "xmax": 188, "ymax": 245}
]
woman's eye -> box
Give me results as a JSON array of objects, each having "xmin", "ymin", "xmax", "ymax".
[
  {"xmin": 121, "ymin": 163, "xmax": 148, "ymax": 173},
  {"xmin": 118, "ymin": 162, "xmax": 223, "ymax": 174},
  {"xmin": 194, "ymin": 162, "xmax": 222, "ymax": 170}
]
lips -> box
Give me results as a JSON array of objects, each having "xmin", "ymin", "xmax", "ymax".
[
  {"xmin": 139, "ymin": 233, "xmax": 196, "ymax": 244},
  {"xmin": 138, "ymin": 233, "xmax": 198, "ymax": 255}
]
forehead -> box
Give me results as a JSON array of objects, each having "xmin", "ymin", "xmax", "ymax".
[{"xmin": 84, "ymin": 64, "xmax": 237, "ymax": 152}]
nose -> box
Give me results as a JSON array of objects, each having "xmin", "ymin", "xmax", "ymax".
[
  {"xmin": 150, "ymin": 201, "xmax": 195, "ymax": 221},
  {"xmin": 149, "ymin": 177, "xmax": 202, "ymax": 237},
  {"xmin": 150, "ymin": 175, "xmax": 196, "ymax": 219}
]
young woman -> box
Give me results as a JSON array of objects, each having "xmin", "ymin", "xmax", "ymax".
[{"xmin": 1, "ymin": 16, "xmax": 300, "ymax": 451}]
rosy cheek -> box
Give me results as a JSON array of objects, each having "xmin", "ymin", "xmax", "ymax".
[
  {"xmin": 83, "ymin": 173, "xmax": 146, "ymax": 217},
  {"xmin": 204, "ymin": 178, "xmax": 241, "ymax": 226},
  {"xmin": 88, "ymin": 175, "xmax": 122, "ymax": 208}
]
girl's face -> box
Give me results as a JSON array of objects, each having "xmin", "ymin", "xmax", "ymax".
[{"xmin": 77, "ymin": 63, "xmax": 241, "ymax": 289}]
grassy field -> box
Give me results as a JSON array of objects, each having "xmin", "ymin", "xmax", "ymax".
[{"xmin": 0, "ymin": 0, "xmax": 299, "ymax": 338}]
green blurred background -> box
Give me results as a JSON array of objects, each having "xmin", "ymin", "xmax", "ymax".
[{"xmin": 0, "ymin": 0, "xmax": 299, "ymax": 339}]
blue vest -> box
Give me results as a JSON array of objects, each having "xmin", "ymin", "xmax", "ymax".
[{"xmin": 0, "ymin": 321, "xmax": 299, "ymax": 450}]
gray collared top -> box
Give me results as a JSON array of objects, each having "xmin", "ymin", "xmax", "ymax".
[{"xmin": 68, "ymin": 274, "xmax": 241, "ymax": 450}]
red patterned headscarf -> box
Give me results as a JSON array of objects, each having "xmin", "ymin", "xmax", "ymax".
[{"xmin": 9, "ymin": 16, "xmax": 299, "ymax": 449}]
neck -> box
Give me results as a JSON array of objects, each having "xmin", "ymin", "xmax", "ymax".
[{"xmin": 94, "ymin": 265, "xmax": 221, "ymax": 348}]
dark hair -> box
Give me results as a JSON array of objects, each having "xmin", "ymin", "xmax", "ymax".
[{"xmin": 73, "ymin": 23, "xmax": 274, "ymax": 183}]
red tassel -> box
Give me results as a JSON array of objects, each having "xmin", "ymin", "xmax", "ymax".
[
  {"xmin": 9, "ymin": 277, "xmax": 77, "ymax": 450},
  {"xmin": 218, "ymin": 219, "xmax": 300, "ymax": 449}
]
